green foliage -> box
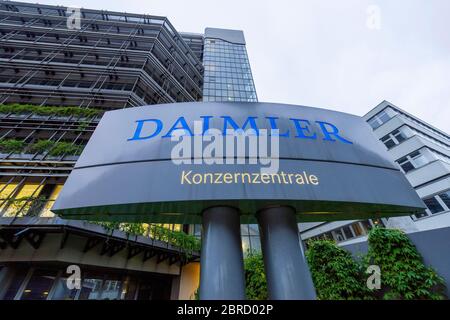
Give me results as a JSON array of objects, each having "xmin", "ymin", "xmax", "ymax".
[
  {"xmin": 306, "ymin": 239, "xmax": 372, "ymax": 300},
  {"xmin": 91, "ymin": 222, "xmax": 201, "ymax": 258},
  {"xmin": 0, "ymin": 103, "xmax": 102, "ymax": 118},
  {"xmin": 0, "ymin": 139, "xmax": 25, "ymax": 153},
  {"xmin": 365, "ymin": 227, "xmax": 446, "ymax": 300},
  {"xmin": 29, "ymin": 140, "xmax": 55, "ymax": 154},
  {"xmin": 244, "ymin": 251, "xmax": 268, "ymax": 300},
  {"xmin": 0, "ymin": 138, "xmax": 84, "ymax": 156},
  {"xmin": 77, "ymin": 121, "xmax": 90, "ymax": 132},
  {"xmin": 47, "ymin": 141, "xmax": 82, "ymax": 156}
]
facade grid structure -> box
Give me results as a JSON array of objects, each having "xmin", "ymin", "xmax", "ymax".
[{"xmin": 202, "ymin": 28, "xmax": 257, "ymax": 103}]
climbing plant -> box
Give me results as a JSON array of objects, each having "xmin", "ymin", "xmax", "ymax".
[
  {"xmin": 306, "ymin": 239, "xmax": 372, "ymax": 300},
  {"xmin": 91, "ymin": 222, "xmax": 201, "ymax": 258},
  {"xmin": 0, "ymin": 139, "xmax": 25, "ymax": 153},
  {"xmin": 0, "ymin": 103, "xmax": 103, "ymax": 118},
  {"xmin": 29, "ymin": 140, "xmax": 55, "ymax": 154},
  {"xmin": 0, "ymin": 138, "xmax": 84, "ymax": 156},
  {"xmin": 47, "ymin": 141, "xmax": 82, "ymax": 156},
  {"xmin": 364, "ymin": 227, "xmax": 446, "ymax": 300},
  {"xmin": 244, "ymin": 251, "xmax": 268, "ymax": 300}
]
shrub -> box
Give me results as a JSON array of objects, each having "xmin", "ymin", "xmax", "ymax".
[
  {"xmin": 306, "ymin": 239, "xmax": 372, "ymax": 300},
  {"xmin": 48, "ymin": 141, "xmax": 82, "ymax": 156},
  {"xmin": 0, "ymin": 139, "xmax": 25, "ymax": 153},
  {"xmin": 365, "ymin": 227, "xmax": 446, "ymax": 300},
  {"xmin": 29, "ymin": 140, "xmax": 55, "ymax": 154},
  {"xmin": 0, "ymin": 103, "xmax": 102, "ymax": 118},
  {"xmin": 244, "ymin": 251, "xmax": 268, "ymax": 300},
  {"xmin": 91, "ymin": 222, "xmax": 201, "ymax": 258}
]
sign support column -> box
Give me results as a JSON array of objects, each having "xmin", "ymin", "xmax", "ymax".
[
  {"xmin": 257, "ymin": 206, "xmax": 317, "ymax": 300},
  {"xmin": 199, "ymin": 206, "xmax": 246, "ymax": 300}
]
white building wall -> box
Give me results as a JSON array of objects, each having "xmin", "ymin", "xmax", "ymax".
[{"xmin": 301, "ymin": 100, "xmax": 450, "ymax": 241}]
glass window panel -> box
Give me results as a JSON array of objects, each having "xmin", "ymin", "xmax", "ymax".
[
  {"xmin": 248, "ymin": 224, "xmax": 259, "ymax": 235},
  {"xmin": 361, "ymin": 220, "xmax": 373, "ymax": 232},
  {"xmin": 411, "ymin": 153, "xmax": 428, "ymax": 168},
  {"xmin": 78, "ymin": 275, "xmax": 104, "ymax": 300},
  {"xmin": 332, "ymin": 229, "xmax": 345, "ymax": 242},
  {"xmin": 351, "ymin": 223, "xmax": 365, "ymax": 236},
  {"xmin": 2, "ymin": 267, "xmax": 29, "ymax": 300},
  {"xmin": 40, "ymin": 184, "xmax": 63, "ymax": 217},
  {"xmin": 249, "ymin": 236, "xmax": 261, "ymax": 253},
  {"xmin": 438, "ymin": 191, "xmax": 450, "ymax": 209},
  {"xmin": 241, "ymin": 236, "xmax": 250, "ymax": 255},
  {"xmin": 382, "ymin": 136, "xmax": 396, "ymax": 149},
  {"xmin": 342, "ymin": 226, "xmax": 353, "ymax": 239},
  {"xmin": 0, "ymin": 183, "xmax": 18, "ymax": 213},
  {"xmin": 400, "ymin": 161, "xmax": 415, "ymax": 173},
  {"xmin": 100, "ymin": 279, "xmax": 122, "ymax": 300},
  {"xmin": 121, "ymin": 277, "xmax": 138, "ymax": 300},
  {"xmin": 424, "ymin": 197, "xmax": 445, "ymax": 214},
  {"xmin": 4, "ymin": 184, "xmax": 43, "ymax": 217},
  {"xmin": 51, "ymin": 277, "xmax": 78, "ymax": 300},
  {"xmin": 21, "ymin": 269, "xmax": 57, "ymax": 300},
  {"xmin": 240, "ymin": 225, "xmax": 250, "ymax": 236}
]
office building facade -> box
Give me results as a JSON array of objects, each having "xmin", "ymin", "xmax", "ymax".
[{"xmin": 0, "ymin": 1, "xmax": 258, "ymax": 300}]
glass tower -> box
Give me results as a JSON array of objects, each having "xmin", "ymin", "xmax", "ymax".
[{"xmin": 202, "ymin": 28, "xmax": 257, "ymax": 102}]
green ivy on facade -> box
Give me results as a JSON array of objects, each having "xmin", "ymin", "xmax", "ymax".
[
  {"xmin": 0, "ymin": 103, "xmax": 103, "ymax": 118},
  {"xmin": 91, "ymin": 221, "xmax": 201, "ymax": 259},
  {"xmin": 364, "ymin": 227, "xmax": 447, "ymax": 300},
  {"xmin": 0, "ymin": 138, "xmax": 84, "ymax": 156},
  {"xmin": 306, "ymin": 228, "xmax": 447, "ymax": 300},
  {"xmin": 306, "ymin": 239, "xmax": 373, "ymax": 300}
]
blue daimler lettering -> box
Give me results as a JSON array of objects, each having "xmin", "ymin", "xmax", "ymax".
[
  {"xmin": 162, "ymin": 116, "xmax": 194, "ymax": 138},
  {"xmin": 128, "ymin": 115, "xmax": 353, "ymax": 144},
  {"xmin": 127, "ymin": 119, "xmax": 163, "ymax": 141},
  {"xmin": 316, "ymin": 121, "xmax": 353, "ymax": 144},
  {"xmin": 289, "ymin": 118, "xmax": 317, "ymax": 140},
  {"xmin": 220, "ymin": 116, "xmax": 259, "ymax": 135}
]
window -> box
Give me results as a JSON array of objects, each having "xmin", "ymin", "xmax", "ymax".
[
  {"xmin": 424, "ymin": 197, "xmax": 444, "ymax": 214},
  {"xmin": 438, "ymin": 190, "xmax": 450, "ymax": 208},
  {"xmin": 368, "ymin": 107, "xmax": 397, "ymax": 129},
  {"xmin": 415, "ymin": 190, "xmax": 450, "ymax": 219},
  {"xmin": 51, "ymin": 276, "xmax": 78, "ymax": 300},
  {"xmin": 381, "ymin": 126, "xmax": 413, "ymax": 149},
  {"xmin": 21, "ymin": 269, "xmax": 58, "ymax": 300},
  {"xmin": 78, "ymin": 276, "xmax": 103, "ymax": 300},
  {"xmin": 2, "ymin": 267, "xmax": 29, "ymax": 300},
  {"xmin": 396, "ymin": 149, "xmax": 432, "ymax": 173}
]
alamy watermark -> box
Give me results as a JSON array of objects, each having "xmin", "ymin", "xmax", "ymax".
[
  {"xmin": 66, "ymin": 7, "xmax": 81, "ymax": 30},
  {"xmin": 170, "ymin": 122, "xmax": 280, "ymax": 174},
  {"xmin": 366, "ymin": 5, "xmax": 382, "ymax": 30},
  {"xmin": 366, "ymin": 265, "xmax": 381, "ymax": 290},
  {"xmin": 66, "ymin": 264, "xmax": 81, "ymax": 290}
]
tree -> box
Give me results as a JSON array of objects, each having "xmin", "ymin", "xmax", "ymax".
[
  {"xmin": 306, "ymin": 240, "xmax": 372, "ymax": 300},
  {"xmin": 365, "ymin": 227, "xmax": 446, "ymax": 300}
]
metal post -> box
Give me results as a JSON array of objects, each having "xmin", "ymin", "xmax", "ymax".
[
  {"xmin": 257, "ymin": 206, "xmax": 316, "ymax": 300},
  {"xmin": 199, "ymin": 206, "xmax": 246, "ymax": 300}
]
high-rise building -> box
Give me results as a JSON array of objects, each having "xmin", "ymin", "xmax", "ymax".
[
  {"xmin": 0, "ymin": 1, "xmax": 258, "ymax": 300},
  {"xmin": 202, "ymin": 28, "xmax": 257, "ymax": 103}
]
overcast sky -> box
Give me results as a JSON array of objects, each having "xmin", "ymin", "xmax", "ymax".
[{"xmin": 18, "ymin": 0, "xmax": 450, "ymax": 132}]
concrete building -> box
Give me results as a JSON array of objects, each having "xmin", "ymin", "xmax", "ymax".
[
  {"xmin": 299, "ymin": 100, "xmax": 450, "ymax": 294},
  {"xmin": 300, "ymin": 100, "xmax": 450, "ymax": 244}
]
